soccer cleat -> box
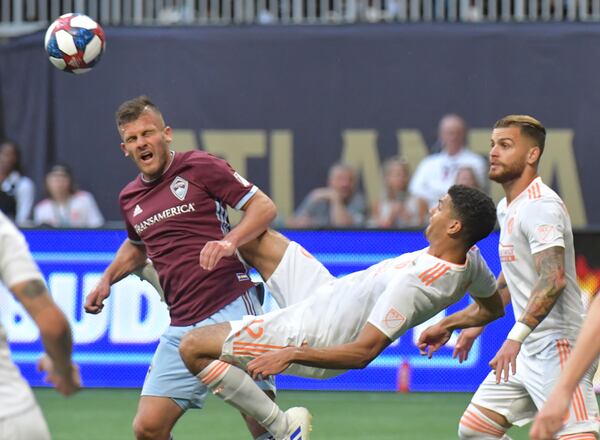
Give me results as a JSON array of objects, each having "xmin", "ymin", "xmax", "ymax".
[{"xmin": 282, "ymin": 407, "xmax": 312, "ymax": 440}]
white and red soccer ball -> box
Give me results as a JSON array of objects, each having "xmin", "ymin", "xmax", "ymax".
[{"xmin": 44, "ymin": 13, "xmax": 106, "ymax": 74}]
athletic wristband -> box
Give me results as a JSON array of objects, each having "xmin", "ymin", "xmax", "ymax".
[{"xmin": 506, "ymin": 322, "xmax": 532, "ymax": 343}]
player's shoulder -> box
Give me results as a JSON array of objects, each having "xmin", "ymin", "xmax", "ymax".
[
  {"xmin": 520, "ymin": 179, "xmax": 564, "ymax": 212},
  {"xmin": 119, "ymin": 177, "xmax": 144, "ymax": 201},
  {"xmin": 180, "ymin": 149, "xmax": 224, "ymax": 166}
]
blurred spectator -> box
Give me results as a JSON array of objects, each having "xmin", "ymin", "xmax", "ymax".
[
  {"xmin": 290, "ymin": 163, "xmax": 367, "ymax": 228},
  {"xmin": 369, "ymin": 157, "xmax": 428, "ymax": 228},
  {"xmin": 409, "ymin": 113, "xmax": 487, "ymax": 208},
  {"xmin": 455, "ymin": 166, "xmax": 482, "ymax": 189},
  {"xmin": 0, "ymin": 140, "xmax": 35, "ymax": 225},
  {"xmin": 33, "ymin": 164, "xmax": 104, "ymax": 228}
]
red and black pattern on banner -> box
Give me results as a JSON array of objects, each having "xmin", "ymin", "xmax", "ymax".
[{"xmin": 574, "ymin": 232, "xmax": 600, "ymax": 308}]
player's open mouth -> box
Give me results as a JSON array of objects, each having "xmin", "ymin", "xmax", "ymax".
[{"xmin": 140, "ymin": 151, "xmax": 154, "ymax": 163}]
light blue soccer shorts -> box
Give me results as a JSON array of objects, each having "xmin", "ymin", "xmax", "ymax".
[{"xmin": 141, "ymin": 286, "xmax": 276, "ymax": 411}]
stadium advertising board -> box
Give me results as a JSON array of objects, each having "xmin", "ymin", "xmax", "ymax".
[{"xmin": 4, "ymin": 229, "xmax": 599, "ymax": 392}]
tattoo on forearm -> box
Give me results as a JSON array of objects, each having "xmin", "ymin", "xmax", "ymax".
[
  {"xmin": 21, "ymin": 280, "xmax": 47, "ymax": 299},
  {"xmin": 521, "ymin": 247, "xmax": 566, "ymax": 329}
]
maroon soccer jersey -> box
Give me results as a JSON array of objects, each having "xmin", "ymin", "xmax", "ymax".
[{"xmin": 119, "ymin": 150, "xmax": 256, "ymax": 326}]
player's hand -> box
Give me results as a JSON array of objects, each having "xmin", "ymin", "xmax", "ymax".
[
  {"xmin": 489, "ymin": 339, "xmax": 521, "ymax": 383},
  {"xmin": 200, "ymin": 240, "xmax": 236, "ymax": 271},
  {"xmin": 453, "ymin": 327, "xmax": 484, "ymax": 363},
  {"xmin": 84, "ymin": 279, "xmax": 111, "ymax": 314},
  {"xmin": 247, "ymin": 347, "xmax": 295, "ymax": 379},
  {"xmin": 530, "ymin": 391, "xmax": 570, "ymax": 440},
  {"xmin": 417, "ymin": 323, "xmax": 452, "ymax": 358},
  {"xmin": 37, "ymin": 355, "xmax": 81, "ymax": 397}
]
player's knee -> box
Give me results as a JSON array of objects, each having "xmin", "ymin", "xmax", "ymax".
[
  {"xmin": 458, "ymin": 405, "xmax": 510, "ymax": 440},
  {"xmin": 132, "ymin": 415, "xmax": 169, "ymax": 440},
  {"xmin": 179, "ymin": 331, "xmax": 202, "ymax": 371}
]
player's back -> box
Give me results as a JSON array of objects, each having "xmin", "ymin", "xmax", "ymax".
[
  {"xmin": 289, "ymin": 246, "xmax": 495, "ymax": 348},
  {"xmin": 497, "ymin": 177, "xmax": 582, "ymax": 354}
]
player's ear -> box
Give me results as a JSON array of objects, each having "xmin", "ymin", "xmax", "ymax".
[
  {"xmin": 120, "ymin": 143, "xmax": 129, "ymax": 157},
  {"xmin": 164, "ymin": 126, "xmax": 173, "ymax": 144},
  {"xmin": 527, "ymin": 145, "xmax": 541, "ymax": 165},
  {"xmin": 448, "ymin": 219, "xmax": 462, "ymax": 237}
]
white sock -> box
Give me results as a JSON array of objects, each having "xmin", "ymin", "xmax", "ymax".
[
  {"xmin": 458, "ymin": 404, "xmax": 511, "ymax": 439},
  {"xmin": 198, "ymin": 360, "xmax": 288, "ymax": 438},
  {"xmin": 255, "ymin": 433, "xmax": 276, "ymax": 440}
]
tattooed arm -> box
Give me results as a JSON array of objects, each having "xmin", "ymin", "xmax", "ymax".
[
  {"xmin": 11, "ymin": 278, "xmax": 80, "ymax": 395},
  {"xmin": 519, "ymin": 246, "xmax": 566, "ymax": 328},
  {"xmin": 489, "ymin": 246, "xmax": 566, "ymax": 383}
]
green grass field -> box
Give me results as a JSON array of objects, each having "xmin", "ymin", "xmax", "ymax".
[{"xmin": 36, "ymin": 388, "xmax": 535, "ymax": 439}]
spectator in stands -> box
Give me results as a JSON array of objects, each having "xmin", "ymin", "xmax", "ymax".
[
  {"xmin": 0, "ymin": 140, "xmax": 35, "ymax": 225},
  {"xmin": 290, "ymin": 163, "xmax": 367, "ymax": 228},
  {"xmin": 409, "ymin": 114, "xmax": 488, "ymax": 208},
  {"xmin": 33, "ymin": 164, "xmax": 104, "ymax": 228},
  {"xmin": 369, "ymin": 157, "xmax": 428, "ymax": 228},
  {"xmin": 455, "ymin": 166, "xmax": 482, "ymax": 189}
]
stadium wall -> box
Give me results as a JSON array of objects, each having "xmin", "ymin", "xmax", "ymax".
[
  {"xmin": 0, "ymin": 24, "xmax": 599, "ymax": 225},
  {"xmin": 2, "ymin": 228, "xmax": 599, "ymax": 392}
]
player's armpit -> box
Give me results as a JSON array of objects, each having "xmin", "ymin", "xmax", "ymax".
[{"xmin": 520, "ymin": 246, "xmax": 566, "ymax": 329}]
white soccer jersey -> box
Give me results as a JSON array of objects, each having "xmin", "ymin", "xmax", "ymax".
[
  {"xmin": 497, "ymin": 177, "xmax": 583, "ymax": 354},
  {"xmin": 0, "ymin": 212, "xmax": 44, "ymax": 418},
  {"xmin": 225, "ymin": 242, "xmax": 497, "ymax": 379}
]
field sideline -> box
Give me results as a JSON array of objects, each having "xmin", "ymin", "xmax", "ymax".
[{"xmin": 35, "ymin": 388, "xmax": 537, "ymax": 439}]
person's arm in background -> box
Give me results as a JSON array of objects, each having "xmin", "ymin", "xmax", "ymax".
[
  {"xmin": 12, "ymin": 278, "xmax": 80, "ymax": 395},
  {"xmin": 84, "ymin": 239, "xmax": 148, "ymax": 313},
  {"xmin": 15, "ymin": 177, "xmax": 35, "ymax": 226}
]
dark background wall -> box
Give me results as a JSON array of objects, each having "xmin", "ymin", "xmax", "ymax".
[{"xmin": 1, "ymin": 24, "xmax": 598, "ymax": 224}]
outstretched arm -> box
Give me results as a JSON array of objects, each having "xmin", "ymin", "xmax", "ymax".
[
  {"xmin": 491, "ymin": 246, "xmax": 566, "ymax": 383},
  {"xmin": 84, "ymin": 239, "xmax": 147, "ymax": 314},
  {"xmin": 453, "ymin": 272, "xmax": 512, "ymax": 362},
  {"xmin": 247, "ymin": 323, "xmax": 390, "ymax": 378},
  {"xmin": 530, "ymin": 293, "xmax": 600, "ymax": 440},
  {"xmin": 417, "ymin": 291, "xmax": 504, "ymax": 358},
  {"xmin": 12, "ymin": 279, "xmax": 80, "ymax": 396}
]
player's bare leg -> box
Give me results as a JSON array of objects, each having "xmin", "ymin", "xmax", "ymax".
[
  {"xmin": 239, "ymin": 229, "xmax": 290, "ymax": 281},
  {"xmin": 180, "ymin": 323, "xmax": 311, "ymax": 440},
  {"xmin": 458, "ymin": 403, "xmax": 512, "ymax": 439},
  {"xmin": 133, "ymin": 396, "xmax": 184, "ymax": 440}
]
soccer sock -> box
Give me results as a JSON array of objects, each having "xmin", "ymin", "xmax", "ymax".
[
  {"xmin": 458, "ymin": 404, "xmax": 511, "ymax": 439},
  {"xmin": 198, "ymin": 360, "xmax": 288, "ymax": 438},
  {"xmin": 255, "ymin": 433, "xmax": 276, "ymax": 440}
]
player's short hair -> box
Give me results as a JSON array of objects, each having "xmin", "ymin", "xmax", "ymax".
[
  {"xmin": 494, "ymin": 115, "xmax": 546, "ymax": 156},
  {"xmin": 448, "ymin": 185, "xmax": 496, "ymax": 247},
  {"xmin": 115, "ymin": 96, "xmax": 165, "ymax": 130}
]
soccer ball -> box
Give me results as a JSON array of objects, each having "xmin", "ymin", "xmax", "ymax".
[{"xmin": 44, "ymin": 13, "xmax": 106, "ymax": 74}]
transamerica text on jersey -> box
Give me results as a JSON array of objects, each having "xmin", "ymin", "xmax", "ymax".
[{"xmin": 134, "ymin": 203, "xmax": 196, "ymax": 235}]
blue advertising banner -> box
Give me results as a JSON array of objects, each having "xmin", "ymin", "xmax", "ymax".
[{"xmin": 3, "ymin": 229, "xmax": 512, "ymax": 392}]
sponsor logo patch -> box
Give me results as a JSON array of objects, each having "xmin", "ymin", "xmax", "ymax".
[
  {"xmin": 233, "ymin": 172, "xmax": 250, "ymax": 187},
  {"xmin": 499, "ymin": 243, "xmax": 516, "ymax": 262},
  {"xmin": 170, "ymin": 176, "xmax": 189, "ymax": 201},
  {"xmin": 236, "ymin": 273, "xmax": 250, "ymax": 282}
]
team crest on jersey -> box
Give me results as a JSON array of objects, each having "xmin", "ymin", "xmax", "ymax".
[
  {"xmin": 383, "ymin": 308, "xmax": 406, "ymax": 330},
  {"xmin": 170, "ymin": 176, "xmax": 188, "ymax": 201}
]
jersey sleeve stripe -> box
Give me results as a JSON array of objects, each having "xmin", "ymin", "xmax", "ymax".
[
  {"xmin": 418, "ymin": 263, "xmax": 443, "ymax": 281},
  {"xmin": 422, "ymin": 266, "xmax": 451, "ymax": 286}
]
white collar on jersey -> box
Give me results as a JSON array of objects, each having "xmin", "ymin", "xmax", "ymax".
[{"xmin": 140, "ymin": 150, "xmax": 176, "ymax": 183}]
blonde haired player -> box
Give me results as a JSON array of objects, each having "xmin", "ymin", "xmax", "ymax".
[
  {"xmin": 454, "ymin": 115, "xmax": 599, "ymax": 440},
  {"xmin": 0, "ymin": 211, "xmax": 80, "ymax": 439},
  {"xmin": 178, "ymin": 184, "xmax": 505, "ymax": 440}
]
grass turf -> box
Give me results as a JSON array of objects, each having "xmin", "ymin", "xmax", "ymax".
[{"xmin": 35, "ymin": 388, "xmax": 534, "ymax": 439}]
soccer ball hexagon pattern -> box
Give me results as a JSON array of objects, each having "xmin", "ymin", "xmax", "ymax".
[{"xmin": 44, "ymin": 13, "xmax": 106, "ymax": 74}]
